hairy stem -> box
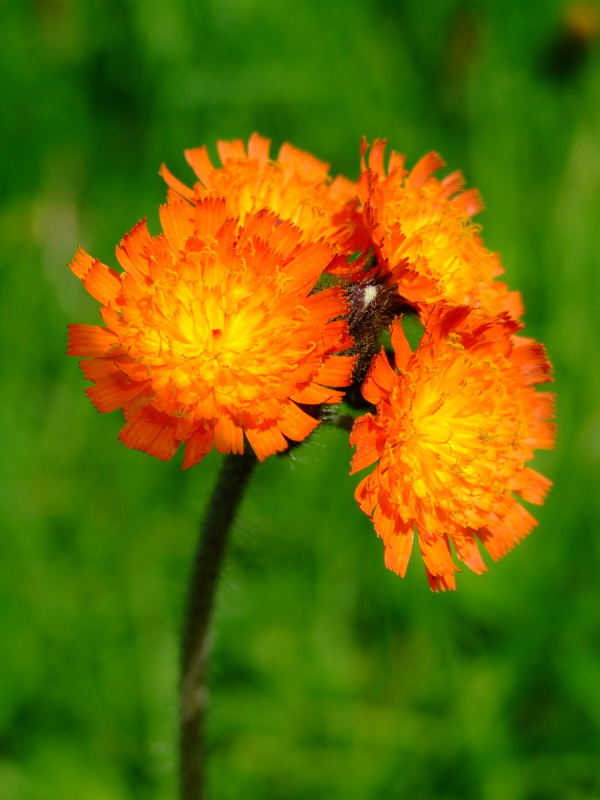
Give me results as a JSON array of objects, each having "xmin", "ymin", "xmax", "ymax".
[{"xmin": 179, "ymin": 450, "xmax": 257, "ymax": 800}]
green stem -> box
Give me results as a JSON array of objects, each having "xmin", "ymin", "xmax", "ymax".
[{"xmin": 179, "ymin": 450, "xmax": 257, "ymax": 800}]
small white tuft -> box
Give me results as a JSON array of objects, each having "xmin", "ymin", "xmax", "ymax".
[{"xmin": 362, "ymin": 285, "xmax": 378, "ymax": 309}]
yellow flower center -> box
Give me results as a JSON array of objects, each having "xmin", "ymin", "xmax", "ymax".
[{"xmin": 118, "ymin": 245, "xmax": 306, "ymax": 409}]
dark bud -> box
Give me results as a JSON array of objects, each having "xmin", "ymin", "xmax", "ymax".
[{"xmin": 345, "ymin": 277, "xmax": 411, "ymax": 410}]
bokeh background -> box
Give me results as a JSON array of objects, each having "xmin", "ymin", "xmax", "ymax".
[{"xmin": 2, "ymin": 0, "xmax": 600, "ymax": 798}]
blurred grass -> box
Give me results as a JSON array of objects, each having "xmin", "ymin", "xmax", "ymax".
[{"xmin": 1, "ymin": 0, "xmax": 600, "ymax": 797}]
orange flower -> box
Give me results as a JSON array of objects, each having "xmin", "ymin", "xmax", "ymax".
[
  {"xmin": 358, "ymin": 140, "xmax": 523, "ymax": 320},
  {"xmin": 350, "ymin": 306, "xmax": 555, "ymax": 591},
  {"xmin": 67, "ymin": 197, "xmax": 355, "ymax": 467},
  {"xmin": 160, "ymin": 132, "xmax": 363, "ymax": 276}
]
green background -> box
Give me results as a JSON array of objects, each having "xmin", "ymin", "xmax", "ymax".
[{"xmin": 2, "ymin": 0, "xmax": 599, "ymax": 797}]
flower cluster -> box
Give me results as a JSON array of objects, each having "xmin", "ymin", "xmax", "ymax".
[{"xmin": 68, "ymin": 134, "xmax": 555, "ymax": 590}]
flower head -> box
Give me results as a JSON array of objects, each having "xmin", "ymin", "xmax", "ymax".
[
  {"xmin": 350, "ymin": 306, "xmax": 555, "ymax": 590},
  {"xmin": 68, "ymin": 197, "xmax": 355, "ymax": 466},
  {"xmin": 358, "ymin": 140, "xmax": 523, "ymax": 320},
  {"xmin": 160, "ymin": 132, "xmax": 363, "ymax": 276}
]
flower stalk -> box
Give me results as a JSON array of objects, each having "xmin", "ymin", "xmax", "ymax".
[{"xmin": 180, "ymin": 450, "xmax": 257, "ymax": 800}]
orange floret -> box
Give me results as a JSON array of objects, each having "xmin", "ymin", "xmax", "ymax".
[
  {"xmin": 350, "ymin": 306, "xmax": 555, "ymax": 590},
  {"xmin": 358, "ymin": 139, "xmax": 523, "ymax": 320},
  {"xmin": 68, "ymin": 197, "xmax": 355, "ymax": 467},
  {"xmin": 160, "ymin": 132, "xmax": 364, "ymax": 277}
]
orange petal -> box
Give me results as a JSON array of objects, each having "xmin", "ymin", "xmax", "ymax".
[
  {"xmin": 302, "ymin": 286, "xmax": 349, "ymax": 325},
  {"xmin": 390, "ymin": 317, "xmax": 412, "ymax": 370},
  {"xmin": 426, "ymin": 569, "xmax": 457, "ymax": 592},
  {"xmin": 159, "ymin": 163, "xmax": 195, "ymax": 201},
  {"xmin": 285, "ymin": 241, "xmax": 334, "ymax": 294},
  {"xmin": 512, "ymin": 340, "xmax": 553, "ymax": 386},
  {"xmin": 440, "ymin": 170, "xmax": 465, "ymax": 198},
  {"xmin": 354, "ymin": 471, "xmax": 378, "ymax": 515},
  {"xmin": 159, "ymin": 199, "xmax": 194, "ymax": 253},
  {"xmin": 383, "ymin": 528, "xmax": 414, "ymax": 577},
  {"xmin": 118, "ymin": 405, "xmax": 179, "ymax": 461},
  {"xmin": 453, "ymin": 532, "xmax": 487, "ymax": 575},
  {"xmin": 367, "ymin": 139, "xmax": 387, "ymax": 176},
  {"xmin": 214, "ymin": 414, "xmax": 244, "ymax": 455},
  {"xmin": 408, "ymin": 151, "xmax": 445, "ymax": 187},
  {"xmin": 245, "ymin": 422, "xmax": 288, "ymax": 461},
  {"xmin": 67, "ymin": 325, "xmax": 122, "ymax": 357},
  {"xmin": 453, "ymin": 188, "xmax": 484, "ymax": 217},
  {"xmin": 418, "ymin": 531, "xmax": 458, "ymax": 587},
  {"xmin": 350, "ymin": 415, "xmax": 381, "ymax": 474},
  {"xmin": 278, "ymin": 142, "xmax": 330, "ymax": 180},
  {"xmin": 387, "ymin": 150, "xmax": 406, "ymax": 176},
  {"xmin": 184, "ymin": 146, "xmax": 215, "ymax": 186},
  {"xmin": 321, "ymin": 319, "xmax": 353, "ymax": 352},
  {"xmin": 69, "ymin": 247, "xmax": 95, "ymax": 279},
  {"xmin": 313, "ymin": 355, "xmax": 356, "ymax": 389},
  {"xmin": 373, "ymin": 494, "xmax": 403, "ymax": 544},
  {"xmin": 193, "ymin": 197, "xmax": 229, "ymax": 239},
  {"xmin": 278, "ymin": 402, "xmax": 319, "ymax": 442},
  {"xmin": 115, "ymin": 219, "xmax": 152, "ymax": 281},
  {"xmin": 80, "ymin": 358, "xmax": 122, "ymax": 382},
  {"xmin": 217, "ymin": 138, "xmax": 247, "ymax": 162},
  {"xmin": 182, "ymin": 425, "xmax": 214, "ymax": 469},
  {"xmin": 244, "ymin": 212, "xmax": 303, "ymax": 257},
  {"xmin": 86, "ymin": 375, "xmax": 149, "ymax": 413},
  {"xmin": 82, "ymin": 260, "xmax": 122, "ymax": 304},
  {"xmin": 477, "ymin": 501, "xmax": 537, "ymax": 560},
  {"xmin": 247, "ymin": 132, "xmax": 271, "ymax": 162},
  {"xmin": 362, "ymin": 349, "xmax": 396, "ymax": 405},
  {"xmin": 292, "ymin": 383, "xmax": 343, "ymax": 405},
  {"xmin": 512, "ymin": 467, "xmax": 553, "ymax": 505}
]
